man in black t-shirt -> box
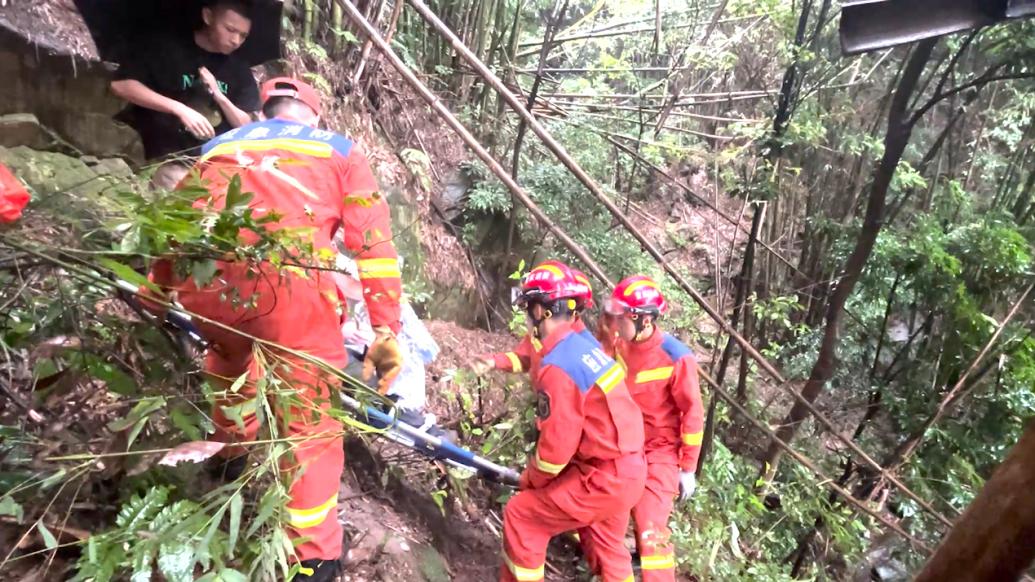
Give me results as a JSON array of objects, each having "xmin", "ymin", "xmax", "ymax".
[{"xmin": 111, "ymin": 0, "xmax": 260, "ymax": 188}]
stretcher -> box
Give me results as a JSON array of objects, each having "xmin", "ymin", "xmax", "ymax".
[{"xmin": 115, "ymin": 280, "xmax": 520, "ymax": 486}]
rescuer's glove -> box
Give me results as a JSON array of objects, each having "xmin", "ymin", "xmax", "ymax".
[
  {"xmin": 678, "ymin": 471, "xmax": 697, "ymax": 501},
  {"xmin": 470, "ymin": 357, "xmax": 494, "ymax": 377},
  {"xmin": 363, "ymin": 326, "xmax": 403, "ymax": 394}
]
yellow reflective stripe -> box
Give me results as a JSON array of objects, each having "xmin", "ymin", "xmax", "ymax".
[
  {"xmin": 532, "ymin": 264, "xmax": 564, "ymax": 279},
  {"xmin": 596, "ymin": 363, "xmax": 625, "ymax": 394},
  {"xmin": 623, "ymin": 279, "xmax": 658, "ymax": 297},
  {"xmin": 534, "ymin": 449, "xmax": 565, "ymax": 475},
  {"xmin": 640, "ymin": 552, "xmax": 676, "ymax": 570},
  {"xmin": 619, "ymin": 577, "xmax": 634, "ymax": 582},
  {"xmin": 503, "ymin": 553, "xmax": 544, "ymax": 581},
  {"xmin": 635, "ymin": 366, "xmax": 674, "ymax": 383},
  {"xmin": 298, "ymin": 566, "xmax": 315, "ymax": 576},
  {"xmin": 286, "ymin": 494, "xmax": 337, "ymax": 529},
  {"xmin": 201, "ymin": 138, "xmax": 334, "ymax": 161},
  {"xmin": 505, "ymin": 352, "xmax": 523, "ymax": 373},
  {"xmin": 359, "ymin": 269, "xmax": 401, "ymax": 279},
  {"xmin": 682, "ymin": 431, "xmax": 704, "ymax": 446},
  {"xmin": 530, "ymin": 337, "xmax": 543, "ymax": 351},
  {"xmin": 356, "ymin": 258, "xmax": 401, "ymax": 279},
  {"xmin": 220, "ymin": 398, "xmax": 257, "ymax": 417}
]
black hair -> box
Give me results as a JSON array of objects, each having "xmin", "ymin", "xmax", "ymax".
[
  {"xmin": 261, "ymin": 95, "xmax": 317, "ymax": 120},
  {"xmin": 207, "ymin": 0, "xmax": 253, "ymax": 17}
]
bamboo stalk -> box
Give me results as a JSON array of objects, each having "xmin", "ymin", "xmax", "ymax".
[
  {"xmin": 515, "ymin": 66, "xmax": 692, "ymax": 74},
  {"xmin": 550, "ymin": 100, "xmax": 765, "ymax": 123},
  {"xmin": 334, "ymin": 0, "xmax": 613, "ymax": 287}
]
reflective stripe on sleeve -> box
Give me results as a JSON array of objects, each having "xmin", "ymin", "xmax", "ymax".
[
  {"xmin": 534, "ymin": 449, "xmax": 565, "ymax": 475},
  {"xmin": 635, "ymin": 366, "xmax": 674, "ymax": 383},
  {"xmin": 640, "ymin": 552, "xmax": 676, "ymax": 570},
  {"xmin": 505, "ymin": 352, "xmax": 523, "ymax": 373},
  {"xmin": 503, "ymin": 553, "xmax": 545, "ymax": 581},
  {"xmin": 682, "ymin": 431, "xmax": 704, "ymax": 446},
  {"xmin": 286, "ymin": 494, "xmax": 337, "ymax": 529},
  {"xmin": 596, "ymin": 363, "xmax": 625, "ymax": 394},
  {"xmin": 356, "ymin": 257, "xmax": 402, "ymax": 280}
]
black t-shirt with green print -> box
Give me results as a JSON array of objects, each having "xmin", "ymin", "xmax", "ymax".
[{"xmin": 114, "ymin": 33, "xmax": 259, "ymax": 161}]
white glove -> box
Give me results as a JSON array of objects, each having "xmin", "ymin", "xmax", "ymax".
[{"xmin": 678, "ymin": 471, "xmax": 697, "ymax": 501}]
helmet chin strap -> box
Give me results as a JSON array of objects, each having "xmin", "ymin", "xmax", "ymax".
[
  {"xmin": 528, "ymin": 304, "xmax": 553, "ymax": 340},
  {"xmin": 631, "ymin": 313, "xmax": 654, "ymax": 342}
]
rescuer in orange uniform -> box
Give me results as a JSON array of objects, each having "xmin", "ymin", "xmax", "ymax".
[
  {"xmin": 145, "ymin": 78, "xmax": 402, "ymax": 582},
  {"xmin": 602, "ymin": 275, "xmax": 704, "ymax": 581},
  {"xmin": 471, "ymin": 263, "xmax": 597, "ymax": 376},
  {"xmin": 500, "ymin": 261, "xmax": 646, "ymax": 582}
]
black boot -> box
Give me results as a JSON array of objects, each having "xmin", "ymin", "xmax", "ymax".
[{"xmin": 293, "ymin": 559, "xmax": 340, "ymax": 582}]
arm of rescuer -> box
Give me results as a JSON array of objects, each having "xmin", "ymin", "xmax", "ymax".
[
  {"xmin": 487, "ymin": 333, "xmax": 537, "ymax": 373},
  {"xmin": 671, "ymin": 354, "xmax": 705, "ymax": 472},
  {"xmin": 337, "ymin": 146, "xmax": 404, "ymax": 392},
  {"xmin": 520, "ymin": 365, "xmax": 585, "ymax": 490}
]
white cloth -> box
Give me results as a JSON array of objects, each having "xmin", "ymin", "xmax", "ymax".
[
  {"xmin": 348, "ymin": 302, "xmax": 439, "ymax": 412},
  {"xmin": 678, "ymin": 471, "xmax": 697, "ymax": 501}
]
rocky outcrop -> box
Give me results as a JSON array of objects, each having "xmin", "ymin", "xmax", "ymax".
[
  {"xmin": 0, "ymin": 144, "xmax": 135, "ymax": 199},
  {"xmin": 0, "ymin": 13, "xmax": 143, "ymax": 162}
]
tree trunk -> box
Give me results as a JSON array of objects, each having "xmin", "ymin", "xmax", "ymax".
[
  {"xmin": 760, "ymin": 38, "xmax": 937, "ymax": 481},
  {"xmin": 915, "ymin": 419, "xmax": 1035, "ymax": 582}
]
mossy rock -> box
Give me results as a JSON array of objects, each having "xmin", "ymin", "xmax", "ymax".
[{"xmin": 0, "ymin": 145, "xmax": 136, "ymax": 201}]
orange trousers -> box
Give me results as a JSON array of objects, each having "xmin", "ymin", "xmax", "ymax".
[
  {"xmin": 632, "ymin": 462, "xmax": 680, "ymax": 581},
  {"xmin": 501, "ymin": 454, "xmax": 646, "ymax": 582},
  {"xmin": 178, "ymin": 266, "xmax": 348, "ymax": 562}
]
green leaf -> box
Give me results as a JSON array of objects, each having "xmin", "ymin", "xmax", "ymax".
[
  {"xmin": 200, "ymin": 502, "xmax": 228, "ymax": 569},
  {"xmin": 191, "ymin": 259, "xmax": 219, "ymax": 287},
  {"xmin": 120, "ymin": 225, "xmax": 144, "ymax": 254},
  {"xmin": 108, "ymin": 397, "xmax": 165, "ymax": 434},
  {"xmin": 157, "ymin": 542, "xmax": 195, "ymax": 582},
  {"xmin": 227, "ymin": 492, "xmax": 243, "ymax": 558},
  {"xmin": 247, "ymin": 487, "xmax": 282, "ymax": 537},
  {"xmin": 198, "ymin": 569, "xmax": 248, "ymax": 582},
  {"xmin": 85, "ymin": 357, "xmax": 137, "ymax": 396},
  {"xmin": 229, "ymin": 372, "xmax": 248, "ymax": 394},
  {"xmin": 98, "ymin": 257, "xmax": 161, "ymax": 295},
  {"xmin": 37, "ymin": 522, "xmax": 58, "ymax": 549},
  {"xmin": 170, "ymin": 407, "xmax": 204, "ymax": 441},
  {"xmin": 0, "ymin": 496, "xmax": 24, "ymax": 523}
]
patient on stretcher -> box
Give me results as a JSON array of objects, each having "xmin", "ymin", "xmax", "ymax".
[{"xmin": 336, "ymin": 255, "xmax": 448, "ymax": 438}]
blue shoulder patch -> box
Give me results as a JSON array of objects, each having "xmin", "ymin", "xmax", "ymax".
[
  {"xmin": 660, "ymin": 333, "xmax": 694, "ymax": 362},
  {"xmin": 542, "ymin": 332, "xmax": 616, "ymax": 393},
  {"xmin": 201, "ymin": 119, "xmax": 354, "ymax": 158}
]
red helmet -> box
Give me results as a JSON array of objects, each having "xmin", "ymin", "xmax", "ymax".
[
  {"xmin": 516, "ymin": 260, "xmax": 581, "ymax": 308},
  {"xmin": 260, "ymin": 77, "xmax": 322, "ymax": 116},
  {"xmin": 605, "ymin": 275, "xmax": 667, "ymax": 316},
  {"xmin": 570, "ymin": 269, "xmax": 594, "ymax": 309}
]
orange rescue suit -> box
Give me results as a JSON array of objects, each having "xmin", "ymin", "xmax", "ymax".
[
  {"xmin": 147, "ymin": 117, "xmax": 402, "ymax": 563},
  {"xmin": 501, "ymin": 322, "xmax": 646, "ymax": 582},
  {"xmin": 616, "ymin": 329, "xmax": 704, "ymax": 580}
]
